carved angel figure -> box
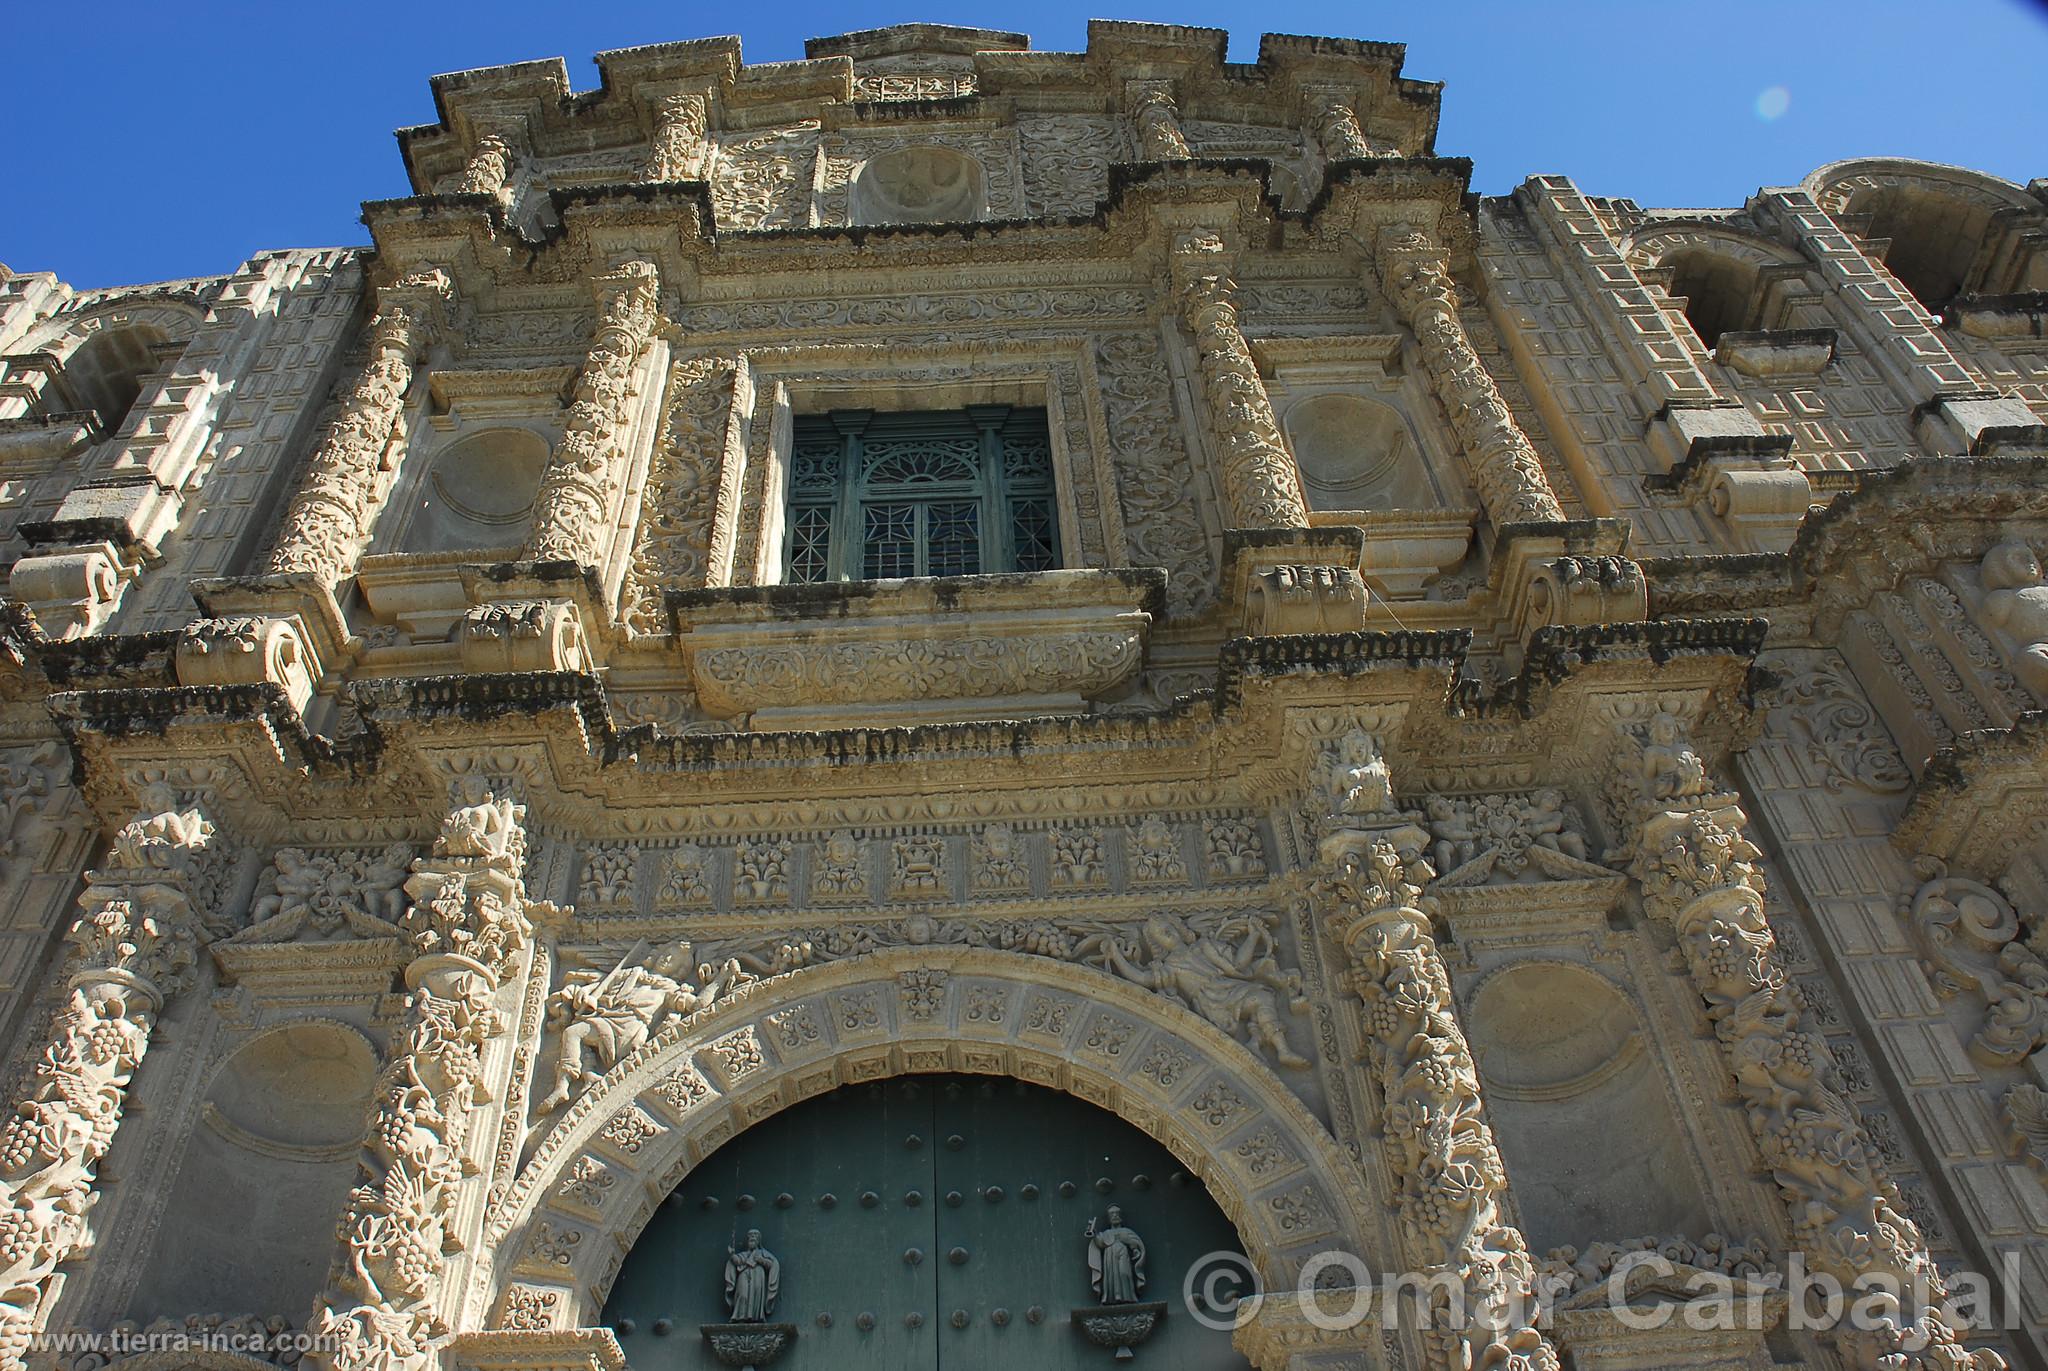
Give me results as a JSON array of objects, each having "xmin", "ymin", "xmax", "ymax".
[
  {"xmin": 436, "ymin": 783, "xmax": 523, "ymax": 864},
  {"xmin": 1331, "ymin": 732, "xmax": 1393, "ymax": 817},
  {"xmin": 1104, "ymin": 914, "xmax": 1310, "ymax": 1067},
  {"xmin": 539, "ymin": 940, "xmax": 752, "ymax": 1112},
  {"xmin": 1641, "ymin": 711, "xmax": 1709, "ymax": 802},
  {"xmin": 1979, "ymin": 540, "xmax": 2048, "ymax": 695}
]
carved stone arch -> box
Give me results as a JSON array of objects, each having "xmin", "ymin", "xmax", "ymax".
[
  {"xmin": 1624, "ymin": 223, "xmax": 1807, "ymax": 348},
  {"xmin": 483, "ymin": 946, "xmax": 1379, "ymax": 1331},
  {"xmin": 19, "ymin": 297, "xmax": 205, "ymax": 362},
  {"xmin": 1804, "ymin": 157, "xmax": 2042, "ymax": 307}
]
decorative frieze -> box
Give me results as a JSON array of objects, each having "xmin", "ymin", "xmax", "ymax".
[{"xmin": 524, "ymin": 259, "xmax": 663, "ymax": 568}]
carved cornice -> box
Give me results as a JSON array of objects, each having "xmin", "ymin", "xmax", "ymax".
[{"xmin": 1893, "ymin": 710, "xmax": 2048, "ymax": 875}]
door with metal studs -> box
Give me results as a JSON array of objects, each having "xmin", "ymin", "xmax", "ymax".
[{"xmin": 603, "ymin": 1074, "xmax": 1253, "ymax": 1369}]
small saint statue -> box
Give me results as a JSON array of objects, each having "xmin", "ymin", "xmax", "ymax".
[
  {"xmin": 1085, "ymin": 1206, "xmax": 1147, "ymax": 1306},
  {"xmin": 723, "ymin": 1229, "xmax": 781, "ymax": 1323}
]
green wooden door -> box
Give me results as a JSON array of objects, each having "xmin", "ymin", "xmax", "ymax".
[{"xmin": 603, "ymin": 1074, "xmax": 1251, "ymax": 1370}]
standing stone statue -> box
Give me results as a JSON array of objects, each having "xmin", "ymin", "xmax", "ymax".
[
  {"xmin": 1085, "ymin": 1206, "xmax": 1147, "ymax": 1305},
  {"xmin": 724, "ymin": 1229, "xmax": 782, "ymax": 1322}
]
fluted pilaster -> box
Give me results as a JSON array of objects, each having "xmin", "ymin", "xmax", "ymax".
[
  {"xmin": 0, "ymin": 785, "xmax": 215, "ymax": 1368},
  {"xmin": 524, "ymin": 259, "xmax": 663, "ymax": 567},
  {"xmin": 1170, "ymin": 231, "xmax": 1310, "ymax": 530},
  {"xmin": 265, "ymin": 270, "xmax": 452, "ymax": 583},
  {"xmin": 1372, "ymin": 227, "xmax": 1565, "ymax": 526}
]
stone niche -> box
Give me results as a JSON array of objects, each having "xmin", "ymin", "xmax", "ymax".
[
  {"xmin": 849, "ymin": 144, "xmax": 989, "ymax": 226},
  {"xmin": 127, "ymin": 1021, "xmax": 378, "ymax": 1322},
  {"xmin": 1463, "ymin": 961, "xmax": 1710, "ymax": 1253}
]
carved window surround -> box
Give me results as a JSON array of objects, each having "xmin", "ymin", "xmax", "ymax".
[{"xmin": 714, "ymin": 340, "xmax": 1129, "ymax": 593}]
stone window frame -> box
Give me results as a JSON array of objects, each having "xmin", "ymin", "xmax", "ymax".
[{"xmin": 719, "ymin": 339, "xmax": 1129, "ymax": 588}]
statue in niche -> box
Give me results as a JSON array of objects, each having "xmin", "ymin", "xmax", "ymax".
[
  {"xmin": 1641, "ymin": 709, "xmax": 1710, "ymax": 801},
  {"xmin": 1330, "ymin": 731, "xmax": 1392, "ymax": 816},
  {"xmin": 539, "ymin": 939, "xmax": 752, "ymax": 1112},
  {"xmin": 724, "ymin": 1229, "xmax": 782, "ymax": 1322},
  {"xmin": 1979, "ymin": 540, "xmax": 2048, "ymax": 694},
  {"xmin": 1085, "ymin": 1206, "xmax": 1147, "ymax": 1305},
  {"xmin": 1103, "ymin": 914, "xmax": 1310, "ymax": 1067}
]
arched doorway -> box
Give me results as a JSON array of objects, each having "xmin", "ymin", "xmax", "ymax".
[{"xmin": 602, "ymin": 1072, "xmax": 1249, "ymax": 1368}]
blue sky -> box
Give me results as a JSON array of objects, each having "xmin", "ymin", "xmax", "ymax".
[{"xmin": 10, "ymin": 1, "xmax": 2045, "ymax": 289}]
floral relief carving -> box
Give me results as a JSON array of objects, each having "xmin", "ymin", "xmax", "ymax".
[
  {"xmin": 734, "ymin": 839, "xmax": 790, "ymax": 903},
  {"xmin": 1094, "ymin": 332, "xmax": 1215, "ymax": 615},
  {"xmin": 229, "ymin": 844, "xmax": 413, "ymax": 944},
  {"xmin": 576, "ymin": 841, "xmax": 638, "ymax": 911},
  {"xmin": 889, "ymin": 835, "xmax": 947, "ymax": 899},
  {"xmin": 1017, "ymin": 115, "xmax": 1122, "ymax": 217},
  {"xmin": 971, "ymin": 824, "xmax": 1029, "ymax": 894},
  {"xmin": 1128, "ymin": 817, "xmax": 1187, "ymax": 885},
  {"xmin": 1048, "ymin": 827, "xmax": 1106, "ymax": 890},
  {"xmin": 810, "ymin": 832, "xmax": 869, "ymax": 901},
  {"xmin": 711, "ymin": 123, "xmax": 818, "ymax": 230},
  {"xmin": 265, "ymin": 269, "xmax": 451, "ymax": 583},
  {"xmin": 1311, "ymin": 756, "xmax": 1560, "ymax": 1371},
  {"xmin": 655, "ymin": 841, "xmax": 715, "ymax": 908},
  {"xmin": 1202, "ymin": 817, "xmax": 1267, "ymax": 882},
  {"xmin": 625, "ymin": 355, "xmax": 737, "ymax": 632},
  {"xmin": 557, "ymin": 1154, "xmax": 616, "ymax": 1211},
  {"xmin": 497, "ymin": 1284, "xmax": 563, "ymax": 1332},
  {"xmin": 1767, "ymin": 660, "xmax": 1913, "ymax": 794},
  {"xmin": 1421, "ymin": 789, "xmax": 1606, "ymax": 886},
  {"xmin": 1373, "ymin": 227, "xmax": 1563, "ymax": 526}
]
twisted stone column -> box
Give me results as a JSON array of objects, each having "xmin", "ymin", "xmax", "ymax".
[
  {"xmin": 455, "ymin": 134, "xmax": 515, "ymax": 200},
  {"xmin": 641, "ymin": 93, "xmax": 709, "ymax": 182},
  {"xmin": 0, "ymin": 785, "xmax": 215, "ymax": 1368},
  {"xmin": 1170, "ymin": 231, "xmax": 1310, "ymax": 530},
  {"xmin": 1310, "ymin": 94, "xmax": 1376, "ymax": 161},
  {"xmin": 1372, "ymin": 227, "xmax": 1565, "ymax": 526},
  {"xmin": 1616, "ymin": 712, "xmax": 2004, "ymax": 1371},
  {"xmin": 524, "ymin": 259, "xmax": 663, "ymax": 567},
  {"xmin": 308, "ymin": 783, "xmax": 534, "ymax": 1371},
  {"xmin": 266, "ymin": 270, "xmax": 452, "ymax": 583},
  {"xmin": 1129, "ymin": 81, "xmax": 1191, "ymax": 161},
  {"xmin": 1310, "ymin": 736, "xmax": 1559, "ymax": 1371}
]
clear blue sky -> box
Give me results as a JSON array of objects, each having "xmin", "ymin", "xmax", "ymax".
[{"xmin": 11, "ymin": 1, "xmax": 2045, "ymax": 289}]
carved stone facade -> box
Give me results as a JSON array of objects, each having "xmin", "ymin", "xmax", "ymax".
[{"xmin": 2, "ymin": 18, "xmax": 2045, "ymax": 1371}]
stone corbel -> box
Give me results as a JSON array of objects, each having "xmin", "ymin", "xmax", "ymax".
[
  {"xmin": 1645, "ymin": 403, "xmax": 1817, "ymax": 552},
  {"xmin": 173, "ymin": 614, "xmax": 317, "ymax": 714},
  {"xmin": 444, "ymin": 1327, "xmax": 624, "ymax": 1371},
  {"xmin": 1490, "ymin": 522, "xmax": 1647, "ymax": 636},
  {"xmin": 457, "ymin": 599, "xmax": 590, "ymax": 675},
  {"xmin": 1246, "ymin": 564, "xmax": 1368, "ymax": 635},
  {"xmin": 6, "ymin": 540, "xmax": 128, "ymax": 640}
]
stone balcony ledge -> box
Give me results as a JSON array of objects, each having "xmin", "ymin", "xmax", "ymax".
[{"xmin": 669, "ymin": 568, "xmax": 1164, "ymax": 726}]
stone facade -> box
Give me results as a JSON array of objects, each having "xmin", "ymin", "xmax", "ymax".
[{"xmin": 0, "ymin": 18, "xmax": 2046, "ymax": 1371}]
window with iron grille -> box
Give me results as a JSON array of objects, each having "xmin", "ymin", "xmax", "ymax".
[{"xmin": 782, "ymin": 406, "xmax": 1061, "ymax": 583}]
